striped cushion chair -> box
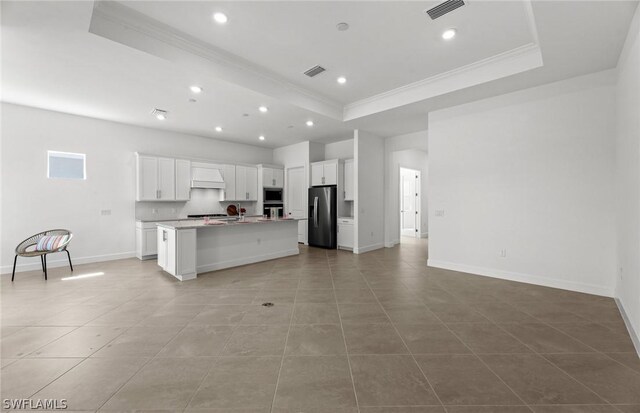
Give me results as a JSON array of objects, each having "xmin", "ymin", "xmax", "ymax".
[{"xmin": 12, "ymin": 229, "xmax": 73, "ymax": 281}]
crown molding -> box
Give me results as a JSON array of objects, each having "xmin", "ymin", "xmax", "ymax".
[{"xmin": 90, "ymin": 1, "xmax": 344, "ymax": 120}]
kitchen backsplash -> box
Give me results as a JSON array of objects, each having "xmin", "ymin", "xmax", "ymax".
[{"xmin": 135, "ymin": 188, "xmax": 257, "ymax": 220}]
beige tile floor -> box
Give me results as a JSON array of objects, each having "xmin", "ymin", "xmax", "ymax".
[{"xmin": 1, "ymin": 238, "xmax": 639, "ymax": 412}]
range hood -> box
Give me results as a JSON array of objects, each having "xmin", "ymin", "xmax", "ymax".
[{"xmin": 191, "ymin": 166, "xmax": 225, "ymax": 189}]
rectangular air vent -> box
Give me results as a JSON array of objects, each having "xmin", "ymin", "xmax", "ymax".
[
  {"xmin": 304, "ymin": 65, "xmax": 326, "ymax": 77},
  {"xmin": 426, "ymin": 0, "xmax": 465, "ymax": 20}
]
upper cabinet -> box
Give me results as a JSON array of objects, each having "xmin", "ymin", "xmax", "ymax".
[
  {"xmin": 260, "ymin": 166, "xmax": 284, "ymax": 188},
  {"xmin": 344, "ymin": 159, "xmax": 354, "ymax": 201},
  {"xmin": 136, "ymin": 154, "xmax": 190, "ymax": 201},
  {"xmin": 262, "ymin": 166, "xmax": 284, "ymax": 188},
  {"xmin": 311, "ymin": 159, "xmax": 339, "ymax": 186},
  {"xmin": 221, "ymin": 164, "xmax": 236, "ymax": 201},
  {"xmin": 235, "ymin": 165, "xmax": 258, "ymax": 201}
]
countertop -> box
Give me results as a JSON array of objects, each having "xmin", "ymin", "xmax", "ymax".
[
  {"xmin": 137, "ymin": 216, "xmax": 262, "ymax": 223},
  {"xmin": 156, "ymin": 217, "xmax": 298, "ymax": 230}
]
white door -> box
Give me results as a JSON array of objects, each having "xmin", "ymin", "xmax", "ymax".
[
  {"xmin": 311, "ymin": 162, "xmax": 324, "ymax": 186},
  {"xmin": 246, "ymin": 166, "xmax": 258, "ymax": 201},
  {"xmin": 323, "ymin": 162, "xmax": 338, "ymax": 185},
  {"xmin": 400, "ymin": 168, "xmax": 420, "ymax": 237},
  {"xmin": 137, "ymin": 155, "xmax": 158, "ymax": 201},
  {"xmin": 175, "ymin": 159, "xmax": 191, "ymax": 201},
  {"xmin": 287, "ymin": 166, "xmax": 307, "ymax": 243},
  {"xmin": 157, "ymin": 157, "xmax": 176, "ymax": 201}
]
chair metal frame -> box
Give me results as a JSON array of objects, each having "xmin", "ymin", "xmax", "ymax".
[{"xmin": 11, "ymin": 229, "xmax": 73, "ymax": 281}]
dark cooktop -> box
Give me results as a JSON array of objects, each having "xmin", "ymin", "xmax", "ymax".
[{"xmin": 187, "ymin": 213, "xmax": 228, "ymax": 218}]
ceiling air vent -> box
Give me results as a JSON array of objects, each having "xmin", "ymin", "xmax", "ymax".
[
  {"xmin": 426, "ymin": 0, "xmax": 465, "ymax": 20},
  {"xmin": 304, "ymin": 65, "xmax": 326, "ymax": 78}
]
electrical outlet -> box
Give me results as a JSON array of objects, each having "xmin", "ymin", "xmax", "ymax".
[
  {"xmin": 370, "ymin": 231, "xmax": 374, "ymax": 238},
  {"xmin": 100, "ymin": 209, "xmax": 111, "ymax": 216},
  {"xmin": 435, "ymin": 210, "xmax": 445, "ymax": 217},
  {"xmin": 619, "ymin": 266, "xmax": 624, "ymax": 280},
  {"xmin": 170, "ymin": 208, "xmax": 176, "ymax": 214},
  {"xmin": 152, "ymin": 208, "xmax": 159, "ymax": 214},
  {"xmin": 500, "ymin": 249, "xmax": 507, "ymax": 258}
]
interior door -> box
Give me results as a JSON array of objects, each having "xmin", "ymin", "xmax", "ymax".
[
  {"xmin": 401, "ymin": 169, "xmax": 417, "ymax": 237},
  {"xmin": 287, "ymin": 166, "xmax": 307, "ymax": 243}
]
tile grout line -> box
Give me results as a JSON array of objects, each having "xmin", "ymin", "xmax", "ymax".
[
  {"xmin": 358, "ymin": 257, "xmax": 447, "ymax": 411},
  {"xmin": 330, "ymin": 255, "xmax": 362, "ymax": 413},
  {"xmin": 268, "ymin": 259, "xmax": 301, "ymax": 413}
]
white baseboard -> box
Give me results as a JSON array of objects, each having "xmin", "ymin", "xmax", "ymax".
[
  {"xmin": 420, "ymin": 232, "xmax": 428, "ymax": 239},
  {"xmin": 427, "ymin": 259, "xmax": 614, "ymax": 298},
  {"xmin": 354, "ymin": 243, "xmax": 384, "ymax": 254},
  {"xmin": 1, "ymin": 251, "xmax": 137, "ymax": 275},
  {"xmin": 615, "ymin": 298, "xmax": 640, "ymax": 358},
  {"xmin": 197, "ymin": 248, "xmax": 299, "ymax": 273},
  {"xmin": 385, "ymin": 240, "xmax": 399, "ymax": 248}
]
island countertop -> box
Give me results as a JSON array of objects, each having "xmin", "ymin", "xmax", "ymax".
[{"xmin": 156, "ymin": 217, "xmax": 298, "ymax": 230}]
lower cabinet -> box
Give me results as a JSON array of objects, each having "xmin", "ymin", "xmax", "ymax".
[
  {"xmin": 298, "ymin": 219, "xmax": 308, "ymax": 244},
  {"xmin": 337, "ymin": 218, "xmax": 354, "ymax": 250},
  {"xmin": 157, "ymin": 227, "xmax": 197, "ymax": 281},
  {"xmin": 136, "ymin": 221, "xmax": 158, "ymax": 260}
]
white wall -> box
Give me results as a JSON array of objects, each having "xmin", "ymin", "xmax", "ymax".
[
  {"xmin": 325, "ymin": 139, "xmax": 354, "ymax": 160},
  {"xmin": 615, "ymin": 5, "xmax": 640, "ymax": 350},
  {"xmin": 1, "ymin": 103, "xmax": 273, "ymax": 273},
  {"xmin": 428, "ymin": 70, "xmax": 617, "ymax": 296},
  {"xmin": 383, "ymin": 130, "xmax": 429, "ymax": 247},
  {"xmin": 354, "ymin": 129, "xmax": 385, "ymax": 253}
]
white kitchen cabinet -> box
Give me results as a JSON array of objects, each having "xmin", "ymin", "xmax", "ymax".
[
  {"xmin": 344, "ymin": 159, "xmax": 354, "ymax": 201},
  {"xmin": 136, "ymin": 154, "xmax": 178, "ymax": 201},
  {"xmin": 262, "ymin": 167, "xmax": 284, "ymax": 188},
  {"xmin": 157, "ymin": 227, "xmax": 197, "ymax": 281},
  {"xmin": 311, "ymin": 159, "xmax": 338, "ymax": 186},
  {"xmin": 246, "ymin": 166, "xmax": 258, "ymax": 200},
  {"xmin": 221, "ymin": 164, "xmax": 236, "ymax": 201},
  {"xmin": 175, "ymin": 159, "xmax": 191, "ymax": 201},
  {"xmin": 136, "ymin": 221, "xmax": 158, "ymax": 260},
  {"xmin": 136, "ymin": 155, "xmax": 159, "ymax": 201},
  {"xmin": 235, "ymin": 165, "xmax": 258, "ymax": 201},
  {"xmin": 337, "ymin": 218, "xmax": 354, "ymax": 250},
  {"xmin": 157, "ymin": 157, "xmax": 176, "ymax": 201},
  {"xmin": 311, "ymin": 162, "xmax": 324, "ymax": 186},
  {"xmin": 298, "ymin": 219, "xmax": 308, "ymax": 244}
]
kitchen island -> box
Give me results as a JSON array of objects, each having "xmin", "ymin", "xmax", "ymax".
[{"xmin": 156, "ymin": 218, "xmax": 299, "ymax": 281}]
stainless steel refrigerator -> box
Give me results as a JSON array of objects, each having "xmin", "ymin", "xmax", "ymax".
[{"xmin": 308, "ymin": 186, "xmax": 337, "ymax": 249}]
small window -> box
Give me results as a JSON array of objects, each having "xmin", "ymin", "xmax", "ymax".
[{"xmin": 47, "ymin": 151, "xmax": 86, "ymax": 180}]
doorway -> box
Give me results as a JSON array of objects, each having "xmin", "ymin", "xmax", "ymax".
[{"xmin": 400, "ymin": 167, "xmax": 421, "ymax": 239}]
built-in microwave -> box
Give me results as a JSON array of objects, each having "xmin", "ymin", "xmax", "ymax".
[{"xmin": 264, "ymin": 188, "xmax": 283, "ymax": 203}]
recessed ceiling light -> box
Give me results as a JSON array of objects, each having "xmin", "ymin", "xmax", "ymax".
[
  {"xmin": 259, "ymin": 135, "xmax": 265, "ymax": 141},
  {"xmin": 306, "ymin": 120, "xmax": 314, "ymax": 127},
  {"xmin": 213, "ymin": 12, "xmax": 228, "ymax": 24},
  {"xmin": 442, "ymin": 28, "xmax": 456, "ymax": 40},
  {"xmin": 336, "ymin": 22, "xmax": 349, "ymax": 31},
  {"xmin": 215, "ymin": 126, "xmax": 223, "ymax": 132},
  {"xmin": 189, "ymin": 98, "xmax": 197, "ymax": 103},
  {"xmin": 190, "ymin": 85, "xmax": 202, "ymax": 93},
  {"xmin": 152, "ymin": 109, "xmax": 167, "ymax": 120},
  {"xmin": 337, "ymin": 76, "xmax": 347, "ymax": 84},
  {"xmin": 258, "ymin": 106, "xmax": 268, "ymax": 113}
]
